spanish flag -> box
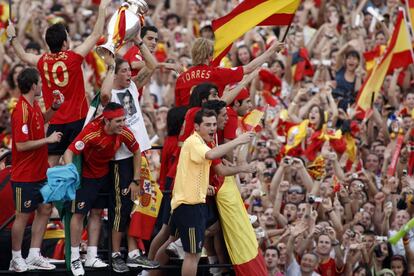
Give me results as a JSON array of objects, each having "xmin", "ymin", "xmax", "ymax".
[
  {"xmin": 363, "ymin": 45, "xmax": 386, "ymax": 73},
  {"xmin": 405, "ymin": 0, "xmax": 414, "ymax": 44},
  {"xmin": 356, "ymin": 10, "xmax": 414, "ymax": 117},
  {"xmin": 129, "ymin": 155, "xmax": 163, "ymax": 240},
  {"xmin": 291, "ymin": 47, "xmax": 314, "ymax": 82},
  {"xmin": 216, "ymin": 176, "xmax": 267, "ymax": 276},
  {"xmin": 241, "ymin": 106, "xmax": 266, "ymax": 132},
  {"xmin": 211, "ymin": 0, "xmax": 300, "ymax": 66},
  {"xmin": 112, "ymin": 6, "xmax": 128, "ymax": 49}
]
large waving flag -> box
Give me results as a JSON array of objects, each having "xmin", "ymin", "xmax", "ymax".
[
  {"xmin": 212, "ymin": 0, "xmax": 301, "ymax": 66},
  {"xmin": 356, "ymin": 10, "xmax": 414, "ymax": 117},
  {"xmin": 406, "ymin": 0, "xmax": 414, "ymax": 43}
]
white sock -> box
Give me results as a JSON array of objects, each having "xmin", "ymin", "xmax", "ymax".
[
  {"xmin": 128, "ymin": 249, "xmax": 140, "ymax": 258},
  {"xmin": 86, "ymin": 246, "xmax": 98, "ymax": 259},
  {"xmin": 112, "ymin": 252, "xmax": 121, "ymax": 258},
  {"xmin": 208, "ymin": 256, "xmax": 218, "ymax": 264},
  {"xmin": 27, "ymin": 248, "xmax": 41, "ymax": 259},
  {"xmin": 71, "ymin": 246, "xmax": 80, "ymax": 261},
  {"xmin": 140, "ymin": 270, "xmax": 149, "ymax": 276},
  {"xmin": 12, "ymin": 250, "xmax": 22, "ymax": 259}
]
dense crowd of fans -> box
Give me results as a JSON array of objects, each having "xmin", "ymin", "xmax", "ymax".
[{"xmin": 0, "ymin": 0, "xmax": 413, "ymax": 276}]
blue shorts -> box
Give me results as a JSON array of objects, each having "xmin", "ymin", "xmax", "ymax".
[
  {"xmin": 71, "ymin": 174, "xmax": 110, "ymax": 215},
  {"xmin": 109, "ymin": 158, "xmax": 135, "ymax": 232},
  {"xmin": 47, "ymin": 118, "xmax": 85, "ymax": 155},
  {"xmin": 170, "ymin": 203, "xmax": 208, "ymax": 254},
  {"xmin": 12, "ymin": 180, "xmax": 47, "ymax": 213},
  {"xmin": 159, "ymin": 177, "xmax": 173, "ymax": 225}
]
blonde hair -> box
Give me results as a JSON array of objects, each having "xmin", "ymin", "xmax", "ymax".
[{"xmin": 191, "ymin": 38, "xmax": 214, "ymax": 66}]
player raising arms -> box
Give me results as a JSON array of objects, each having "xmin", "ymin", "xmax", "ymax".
[{"xmin": 6, "ymin": 0, "xmax": 111, "ymax": 166}]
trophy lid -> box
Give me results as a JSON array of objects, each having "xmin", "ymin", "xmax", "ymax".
[{"xmin": 125, "ymin": 0, "xmax": 148, "ymax": 15}]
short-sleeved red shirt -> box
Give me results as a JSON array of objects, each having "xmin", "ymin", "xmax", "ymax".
[
  {"xmin": 317, "ymin": 258, "xmax": 343, "ymax": 276},
  {"xmin": 175, "ymin": 65, "xmax": 244, "ymax": 107},
  {"xmin": 158, "ymin": 135, "xmax": 178, "ymax": 190},
  {"xmin": 11, "ymin": 97, "xmax": 48, "ymax": 182},
  {"xmin": 37, "ymin": 50, "xmax": 88, "ymax": 124},
  {"xmin": 123, "ymin": 46, "xmax": 144, "ymax": 99},
  {"xmin": 222, "ymin": 107, "xmax": 238, "ymax": 141},
  {"xmin": 68, "ymin": 119, "xmax": 140, "ymax": 178},
  {"xmin": 178, "ymin": 107, "xmax": 201, "ymax": 143}
]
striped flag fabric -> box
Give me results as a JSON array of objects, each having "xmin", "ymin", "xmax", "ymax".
[
  {"xmin": 356, "ymin": 10, "xmax": 414, "ymax": 117},
  {"xmin": 291, "ymin": 47, "xmax": 314, "ymax": 82},
  {"xmin": 241, "ymin": 106, "xmax": 266, "ymax": 132},
  {"xmin": 363, "ymin": 45, "xmax": 386, "ymax": 73},
  {"xmin": 129, "ymin": 155, "xmax": 163, "ymax": 240},
  {"xmin": 211, "ymin": 0, "xmax": 301, "ymax": 66},
  {"xmin": 406, "ymin": 0, "xmax": 414, "ymax": 41}
]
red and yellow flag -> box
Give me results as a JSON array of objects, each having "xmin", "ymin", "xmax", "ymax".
[
  {"xmin": 241, "ymin": 106, "xmax": 266, "ymax": 132},
  {"xmin": 112, "ymin": 6, "xmax": 128, "ymax": 49},
  {"xmin": 129, "ymin": 155, "xmax": 163, "ymax": 240},
  {"xmin": 406, "ymin": 0, "xmax": 414, "ymax": 45},
  {"xmin": 212, "ymin": 0, "xmax": 300, "ymax": 66},
  {"xmin": 356, "ymin": 10, "xmax": 414, "ymax": 117},
  {"xmin": 363, "ymin": 45, "xmax": 386, "ymax": 73}
]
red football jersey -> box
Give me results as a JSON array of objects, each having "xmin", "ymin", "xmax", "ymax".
[
  {"xmin": 317, "ymin": 258, "xmax": 343, "ymax": 276},
  {"xmin": 158, "ymin": 135, "xmax": 178, "ymax": 190},
  {"xmin": 68, "ymin": 119, "xmax": 140, "ymax": 178},
  {"xmin": 122, "ymin": 46, "xmax": 144, "ymax": 99},
  {"xmin": 178, "ymin": 107, "xmax": 200, "ymax": 143},
  {"xmin": 175, "ymin": 65, "xmax": 244, "ymax": 107},
  {"xmin": 11, "ymin": 97, "xmax": 48, "ymax": 182},
  {"xmin": 37, "ymin": 50, "xmax": 88, "ymax": 124},
  {"xmin": 222, "ymin": 107, "xmax": 238, "ymax": 141}
]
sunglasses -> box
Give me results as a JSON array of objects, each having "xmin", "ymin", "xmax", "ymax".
[{"xmin": 287, "ymin": 189, "xmax": 305, "ymax": 195}]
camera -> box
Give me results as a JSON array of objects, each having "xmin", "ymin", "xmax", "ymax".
[
  {"xmin": 322, "ymin": 59, "xmax": 332, "ymax": 66},
  {"xmin": 308, "ymin": 87, "xmax": 320, "ymax": 95},
  {"xmin": 284, "ymin": 157, "xmax": 293, "ymax": 165},
  {"xmin": 255, "ymin": 227, "xmax": 266, "ymax": 239},
  {"xmin": 308, "ymin": 194, "xmax": 322, "ymax": 204}
]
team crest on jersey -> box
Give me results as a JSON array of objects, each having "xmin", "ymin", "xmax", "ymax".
[
  {"xmin": 21, "ymin": 124, "xmax": 28, "ymax": 135},
  {"xmin": 77, "ymin": 202, "xmax": 85, "ymax": 209},
  {"xmin": 75, "ymin": 141, "xmax": 85, "ymax": 151},
  {"xmin": 24, "ymin": 200, "xmax": 31, "ymax": 208}
]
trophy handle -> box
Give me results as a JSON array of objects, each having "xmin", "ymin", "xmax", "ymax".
[{"xmin": 96, "ymin": 43, "xmax": 116, "ymax": 60}]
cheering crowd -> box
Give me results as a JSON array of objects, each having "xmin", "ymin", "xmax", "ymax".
[{"xmin": 0, "ymin": 0, "xmax": 414, "ymax": 275}]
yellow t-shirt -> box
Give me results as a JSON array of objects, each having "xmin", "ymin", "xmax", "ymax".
[{"xmin": 171, "ymin": 132, "xmax": 212, "ymax": 210}]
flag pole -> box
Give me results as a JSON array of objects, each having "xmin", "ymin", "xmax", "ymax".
[
  {"xmin": 8, "ymin": 0, "xmax": 12, "ymax": 21},
  {"xmin": 281, "ymin": 22, "xmax": 293, "ymax": 42}
]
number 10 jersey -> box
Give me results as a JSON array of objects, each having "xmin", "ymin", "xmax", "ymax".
[{"xmin": 37, "ymin": 50, "xmax": 88, "ymax": 124}]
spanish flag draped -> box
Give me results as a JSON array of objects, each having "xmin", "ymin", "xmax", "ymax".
[
  {"xmin": 112, "ymin": 6, "xmax": 128, "ymax": 50},
  {"xmin": 129, "ymin": 155, "xmax": 163, "ymax": 240},
  {"xmin": 216, "ymin": 177, "xmax": 267, "ymax": 276},
  {"xmin": 211, "ymin": 0, "xmax": 300, "ymax": 66},
  {"xmin": 356, "ymin": 10, "xmax": 414, "ymax": 117}
]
